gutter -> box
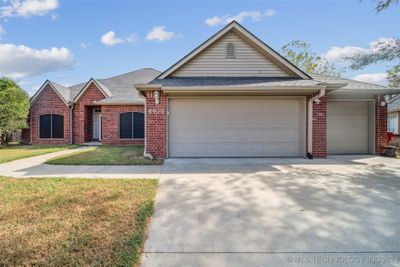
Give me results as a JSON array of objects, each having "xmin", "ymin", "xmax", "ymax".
[
  {"xmin": 307, "ymin": 88, "xmax": 326, "ymax": 159},
  {"xmin": 69, "ymin": 103, "xmax": 74, "ymax": 144}
]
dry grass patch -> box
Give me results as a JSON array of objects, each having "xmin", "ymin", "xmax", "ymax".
[{"xmin": 0, "ymin": 177, "xmax": 158, "ymax": 266}]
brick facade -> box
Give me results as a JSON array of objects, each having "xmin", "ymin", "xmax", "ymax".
[
  {"xmin": 144, "ymin": 91, "xmax": 167, "ymax": 159},
  {"xmin": 305, "ymin": 94, "xmax": 327, "ymax": 158},
  {"xmin": 72, "ymin": 83, "xmax": 106, "ymax": 144},
  {"xmin": 375, "ymin": 95, "xmax": 388, "ymax": 154},
  {"xmin": 27, "ymin": 85, "xmax": 388, "ymax": 159},
  {"xmin": 312, "ymin": 96, "xmax": 327, "ymax": 158},
  {"xmin": 30, "ymin": 84, "xmax": 71, "ymax": 145},
  {"xmin": 101, "ymin": 105, "xmax": 145, "ymax": 145}
]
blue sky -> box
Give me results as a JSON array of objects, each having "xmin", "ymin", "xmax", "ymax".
[{"xmin": 0, "ymin": 0, "xmax": 398, "ymax": 95}]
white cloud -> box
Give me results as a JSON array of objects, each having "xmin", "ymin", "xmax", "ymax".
[
  {"xmin": 1, "ymin": 0, "xmax": 59, "ymax": 17},
  {"xmin": 126, "ymin": 33, "xmax": 139, "ymax": 44},
  {"xmin": 352, "ymin": 73, "xmax": 387, "ymax": 85},
  {"xmin": 146, "ymin": 26, "xmax": 175, "ymax": 42},
  {"xmin": 205, "ymin": 9, "xmax": 275, "ymax": 26},
  {"xmin": 100, "ymin": 31, "xmax": 124, "ymax": 46},
  {"xmin": 80, "ymin": 42, "xmax": 92, "ymax": 49},
  {"xmin": 100, "ymin": 31, "xmax": 138, "ymax": 46},
  {"xmin": 323, "ymin": 37, "xmax": 397, "ymax": 64},
  {"xmin": 0, "ymin": 43, "xmax": 74, "ymax": 79},
  {"xmin": 323, "ymin": 46, "xmax": 368, "ymax": 63}
]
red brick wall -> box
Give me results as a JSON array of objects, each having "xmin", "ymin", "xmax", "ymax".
[
  {"xmin": 30, "ymin": 84, "xmax": 71, "ymax": 145},
  {"xmin": 73, "ymin": 83, "xmax": 106, "ymax": 144},
  {"xmin": 306, "ymin": 94, "xmax": 327, "ymax": 158},
  {"xmin": 375, "ymin": 96, "xmax": 388, "ymax": 154},
  {"xmin": 144, "ymin": 91, "xmax": 167, "ymax": 159},
  {"xmin": 101, "ymin": 105, "xmax": 145, "ymax": 145}
]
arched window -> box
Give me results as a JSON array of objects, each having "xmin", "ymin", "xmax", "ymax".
[
  {"xmin": 39, "ymin": 114, "xmax": 64, "ymax": 139},
  {"xmin": 119, "ymin": 112, "xmax": 144, "ymax": 139},
  {"xmin": 226, "ymin": 43, "xmax": 236, "ymax": 59}
]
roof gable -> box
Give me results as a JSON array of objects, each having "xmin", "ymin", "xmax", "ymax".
[
  {"xmin": 30, "ymin": 80, "xmax": 69, "ymax": 106},
  {"xmin": 158, "ymin": 21, "xmax": 310, "ymax": 80},
  {"xmin": 73, "ymin": 78, "xmax": 112, "ymax": 102}
]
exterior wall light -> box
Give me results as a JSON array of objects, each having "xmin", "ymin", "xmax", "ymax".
[
  {"xmin": 314, "ymin": 98, "xmax": 321, "ymax": 104},
  {"xmin": 154, "ymin": 90, "xmax": 160, "ymax": 105}
]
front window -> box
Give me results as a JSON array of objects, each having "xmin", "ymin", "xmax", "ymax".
[
  {"xmin": 119, "ymin": 112, "xmax": 144, "ymax": 139},
  {"xmin": 388, "ymin": 113, "xmax": 398, "ymax": 134},
  {"xmin": 39, "ymin": 114, "xmax": 64, "ymax": 139}
]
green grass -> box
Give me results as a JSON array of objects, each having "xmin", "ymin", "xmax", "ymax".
[
  {"xmin": 46, "ymin": 145, "xmax": 163, "ymax": 165},
  {"xmin": 0, "ymin": 177, "xmax": 158, "ymax": 266},
  {"xmin": 0, "ymin": 145, "xmax": 79, "ymax": 164}
]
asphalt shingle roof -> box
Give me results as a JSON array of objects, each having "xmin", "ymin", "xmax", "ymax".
[
  {"xmin": 310, "ymin": 74, "xmax": 389, "ymax": 91},
  {"xmin": 47, "ymin": 68, "xmax": 161, "ymax": 104}
]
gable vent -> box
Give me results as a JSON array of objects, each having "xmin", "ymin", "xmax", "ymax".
[{"xmin": 226, "ymin": 43, "xmax": 236, "ymax": 59}]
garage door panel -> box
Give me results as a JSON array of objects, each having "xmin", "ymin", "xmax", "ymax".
[
  {"xmin": 327, "ymin": 102, "xmax": 368, "ymax": 115},
  {"xmin": 328, "ymin": 115, "xmax": 368, "ymax": 128},
  {"xmin": 327, "ymin": 101, "xmax": 369, "ymax": 155},
  {"xmin": 327, "ymin": 128, "xmax": 368, "ymax": 141},
  {"xmin": 169, "ymin": 98, "xmax": 304, "ymax": 157}
]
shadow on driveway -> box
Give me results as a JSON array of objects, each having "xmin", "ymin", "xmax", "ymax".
[{"xmin": 141, "ymin": 156, "xmax": 400, "ymax": 266}]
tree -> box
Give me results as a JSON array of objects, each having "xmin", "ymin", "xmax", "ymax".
[
  {"xmin": 374, "ymin": 0, "xmax": 399, "ymax": 12},
  {"xmin": 0, "ymin": 78, "xmax": 30, "ymax": 145},
  {"xmin": 351, "ymin": 0, "xmax": 399, "ymax": 87},
  {"xmin": 347, "ymin": 38, "xmax": 400, "ymax": 87},
  {"xmin": 281, "ymin": 40, "xmax": 343, "ymax": 77}
]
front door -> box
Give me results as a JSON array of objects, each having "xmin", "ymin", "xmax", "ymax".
[{"xmin": 93, "ymin": 110, "xmax": 102, "ymax": 141}]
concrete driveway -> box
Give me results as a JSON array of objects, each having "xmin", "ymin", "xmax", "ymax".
[{"xmin": 141, "ymin": 156, "xmax": 400, "ymax": 267}]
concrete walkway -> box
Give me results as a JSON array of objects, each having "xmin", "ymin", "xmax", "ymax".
[
  {"xmin": 141, "ymin": 156, "xmax": 400, "ymax": 267},
  {"xmin": 0, "ymin": 147, "xmax": 162, "ymax": 178}
]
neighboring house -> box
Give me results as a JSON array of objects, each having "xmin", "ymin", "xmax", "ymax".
[
  {"xmin": 388, "ymin": 94, "xmax": 400, "ymax": 146},
  {"xmin": 26, "ymin": 21, "xmax": 400, "ymax": 158}
]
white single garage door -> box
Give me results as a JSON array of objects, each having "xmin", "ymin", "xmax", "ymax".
[
  {"xmin": 327, "ymin": 101, "xmax": 369, "ymax": 154},
  {"xmin": 168, "ymin": 98, "xmax": 305, "ymax": 157}
]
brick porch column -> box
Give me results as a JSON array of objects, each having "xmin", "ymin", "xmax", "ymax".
[
  {"xmin": 375, "ymin": 95, "xmax": 388, "ymax": 154},
  {"xmin": 145, "ymin": 91, "xmax": 167, "ymax": 159}
]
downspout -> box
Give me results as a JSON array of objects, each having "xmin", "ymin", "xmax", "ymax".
[
  {"xmin": 307, "ymin": 88, "xmax": 326, "ymax": 159},
  {"xmin": 29, "ymin": 111, "xmax": 32, "ymax": 144},
  {"xmin": 143, "ymin": 95, "xmax": 153, "ymax": 159},
  {"xmin": 69, "ymin": 103, "xmax": 74, "ymax": 145}
]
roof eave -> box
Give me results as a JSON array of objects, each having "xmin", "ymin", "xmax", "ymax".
[{"xmin": 161, "ymin": 84, "xmax": 327, "ymax": 93}]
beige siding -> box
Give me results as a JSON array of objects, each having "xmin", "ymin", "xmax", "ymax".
[{"xmin": 171, "ymin": 32, "xmax": 291, "ymax": 77}]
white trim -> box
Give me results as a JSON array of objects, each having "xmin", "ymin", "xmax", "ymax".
[
  {"xmin": 157, "ymin": 21, "xmax": 310, "ymax": 80},
  {"xmin": 30, "ymin": 80, "xmax": 69, "ymax": 106},
  {"xmin": 73, "ymin": 78, "xmax": 112, "ymax": 102}
]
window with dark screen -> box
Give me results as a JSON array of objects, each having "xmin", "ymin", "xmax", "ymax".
[
  {"xmin": 119, "ymin": 112, "xmax": 144, "ymax": 139},
  {"xmin": 39, "ymin": 114, "xmax": 64, "ymax": 139}
]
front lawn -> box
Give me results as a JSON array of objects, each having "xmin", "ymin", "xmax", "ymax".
[
  {"xmin": 46, "ymin": 145, "xmax": 163, "ymax": 165},
  {"xmin": 0, "ymin": 177, "xmax": 158, "ymax": 266},
  {"xmin": 0, "ymin": 145, "xmax": 78, "ymax": 164}
]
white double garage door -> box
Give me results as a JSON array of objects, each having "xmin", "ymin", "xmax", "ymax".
[{"xmin": 168, "ymin": 98, "xmax": 373, "ymax": 157}]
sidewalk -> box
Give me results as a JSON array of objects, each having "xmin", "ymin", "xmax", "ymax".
[{"xmin": 0, "ymin": 147, "xmax": 163, "ymax": 179}]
